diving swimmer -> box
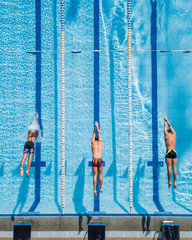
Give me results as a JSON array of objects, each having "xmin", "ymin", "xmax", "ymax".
[
  {"xmin": 20, "ymin": 114, "xmax": 39, "ymax": 177},
  {"xmin": 91, "ymin": 121, "xmax": 104, "ymax": 196},
  {"xmin": 164, "ymin": 115, "xmax": 177, "ymax": 189}
]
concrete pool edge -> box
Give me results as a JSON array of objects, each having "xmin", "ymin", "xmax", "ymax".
[{"xmin": 0, "ymin": 216, "xmax": 192, "ymax": 231}]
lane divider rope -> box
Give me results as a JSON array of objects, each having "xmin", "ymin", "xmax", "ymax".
[
  {"xmin": 61, "ymin": 0, "xmax": 65, "ymax": 216},
  {"xmin": 128, "ymin": 0, "xmax": 133, "ymax": 215}
]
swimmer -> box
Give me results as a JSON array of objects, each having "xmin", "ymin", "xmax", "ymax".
[
  {"xmin": 164, "ymin": 115, "xmax": 177, "ymax": 189},
  {"xmin": 91, "ymin": 121, "xmax": 103, "ymax": 196},
  {"xmin": 20, "ymin": 114, "xmax": 39, "ymax": 177}
]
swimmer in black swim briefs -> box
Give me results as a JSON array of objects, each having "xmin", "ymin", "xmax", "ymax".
[
  {"xmin": 164, "ymin": 115, "xmax": 177, "ymax": 189},
  {"xmin": 165, "ymin": 149, "xmax": 177, "ymax": 159}
]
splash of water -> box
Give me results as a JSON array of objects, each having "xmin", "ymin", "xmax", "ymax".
[{"xmin": 28, "ymin": 113, "xmax": 39, "ymax": 132}]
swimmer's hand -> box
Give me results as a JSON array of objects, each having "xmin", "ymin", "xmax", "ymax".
[
  {"xmin": 164, "ymin": 115, "xmax": 167, "ymax": 121},
  {"xmin": 35, "ymin": 112, "xmax": 39, "ymax": 121},
  {"xmin": 95, "ymin": 121, "xmax": 98, "ymax": 128}
]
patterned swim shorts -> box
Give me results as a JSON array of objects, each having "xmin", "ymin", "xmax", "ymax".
[
  {"xmin": 92, "ymin": 157, "xmax": 103, "ymax": 167},
  {"xmin": 24, "ymin": 141, "xmax": 35, "ymax": 154}
]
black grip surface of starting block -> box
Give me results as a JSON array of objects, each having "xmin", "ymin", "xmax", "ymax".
[
  {"xmin": 162, "ymin": 223, "xmax": 180, "ymax": 240},
  {"xmin": 88, "ymin": 223, "xmax": 105, "ymax": 240},
  {"xmin": 13, "ymin": 224, "xmax": 31, "ymax": 240}
]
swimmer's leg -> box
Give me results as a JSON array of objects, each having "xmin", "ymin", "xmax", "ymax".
[
  {"xmin": 98, "ymin": 166, "xmax": 103, "ymax": 193},
  {"xmin": 172, "ymin": 158, "xmax": 177, "ymax": 189},
  {"xmin": 20, "ymin": 153, "xmax": 28, "ymax": 176},
  {"xmin": 92, "ymin": 167, "xmax": 98, "ymax": 196},
  {"xmin": 26, "ymin": 154, "xmax": 34, "ymax": 178},
  {"xmin": 166, "ymin": 158, "xmax": 172, "ymax": 188}
]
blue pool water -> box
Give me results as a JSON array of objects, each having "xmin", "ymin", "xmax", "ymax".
[{"xmin": 0, "ymin": 0, "xmax": 192, "ymax": 215}]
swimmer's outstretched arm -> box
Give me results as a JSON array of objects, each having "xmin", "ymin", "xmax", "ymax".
[
  {"xmin": 95, "ymin": 121, "xmax": 102, "ymax": 141},
  {"xmin": 92, "ymin": 125, "xmax": 96, "ymax": 143},
  {"xmin": 35, "ymin": 112, "xmax": 38, "ymax": 119},
  {"xmin": 164, "ymin": 116, "xmax": 167, "ymax": 134},
  {"xmin": 164, "ymin": 115, "xmax": 176, "ymax": 134},
  {"xmin": 34, "ymin": 129, "xmax": 39, "ymax": 138},
  {"xmin": 34, "ymin": 113, "xmax": 39, "ymax": 138}
]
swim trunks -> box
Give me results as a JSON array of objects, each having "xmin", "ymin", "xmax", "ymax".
[
  {"xmin": 24, "ymin": 141, "xmax": 35, "ymax": 154},
  {"xmin": 165, "ymin": 149, "xmax": 177, "ymax": 159},
  {"xmin": 92, "ymin": 157, "xmax": 103, "ymax": 167}
]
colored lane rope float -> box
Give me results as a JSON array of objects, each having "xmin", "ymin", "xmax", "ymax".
[
  {"xmin": 128, "ymin": 0, "xmax": 133, "ymax": 215},
  {"xmin": 61, "ymin": 0, "xmax": 65, "ymax": 215}
]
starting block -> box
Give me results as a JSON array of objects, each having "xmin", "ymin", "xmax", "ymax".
[
  {"xmin": 88, "ymin": 221, "xmax": 105, "ymax": 240},
  {"xmin": 14, "ymin": 221, "xmax": 31, "ymax": 240},
  {"xmin": 162, "ymin": 221, "xmax": 180, "ymax": 240}
]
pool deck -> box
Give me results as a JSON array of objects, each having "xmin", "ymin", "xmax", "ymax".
[{"xmin": 0, "ymin": 215, "xmax": 192, "ymax": 239}]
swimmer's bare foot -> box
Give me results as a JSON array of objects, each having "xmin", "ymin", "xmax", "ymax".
[
  {"xmin": 26, "ymin": 170, "xmax": 29, "ymax": 178},
  {"xmin": 174, "ymin": 182, "xmax": 177, "ymax": 189},
  {"xmin": 168, "ymin": 182, "xmax": 172, "ymax": 188},
  {"xmin": 20, "ymin": 168, "xmax": 23, "ymax": 176},
  {"xmin": 94, "ymin": 190, "xmax": 97, "ymax": 196},
  {"xmin": 100, "ymin": 188, "xmax": 102, "ymax": 193}
]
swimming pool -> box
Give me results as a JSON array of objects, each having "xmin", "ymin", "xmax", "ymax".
[{"xmin": 0, "ymin": 0, "xmax": 192, "ymax": 215}]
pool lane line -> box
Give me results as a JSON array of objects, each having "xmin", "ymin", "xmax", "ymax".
[
  {"xmin": 94, "ymin": 0, "xmax": 100, "ymax": 212},
  {"xmin": 29, "ymin": 0, "xmax": 46, "ymax": 213},
  {"xmin": 149, "ymin": 0, "xmax": 164, "ymax": 212}
]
